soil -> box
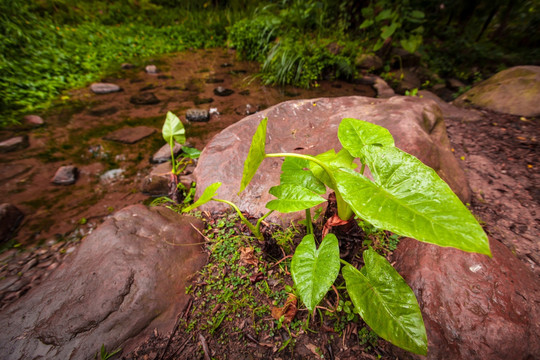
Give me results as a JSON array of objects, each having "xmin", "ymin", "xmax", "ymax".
[{"xmin": 0, "ymin": 48, "xmax": 538, "ymax": 359}]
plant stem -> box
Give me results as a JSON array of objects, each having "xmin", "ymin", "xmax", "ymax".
[
  {"xmin": 305, "ymin": 208, "xmax": 313, "ymax": 235},
  {"xmin": 170, "ymin": 144, "xmax": 177, "ymax": 174},
  {"xmin": 212, "ymin": 198, "xmax": 266, "ymax": 241}
]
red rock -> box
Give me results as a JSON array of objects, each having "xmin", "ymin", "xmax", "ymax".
[{"xmin": 103, "ymin": 126, "xmax": 156, "ymax": 144}]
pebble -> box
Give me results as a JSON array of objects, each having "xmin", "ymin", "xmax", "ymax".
[
  {"xmin": 145, "ymin": 65, "xmax": 158, "ymax": 74},
  {"xmin": 51, "ymin": 165, "xmax": 78, "ymax": 185},
  {"xmin": 90, "ymin": 83, "xmax": 122, "ymax": 94},
  {"xmin": 0, "ymin": 136, "xmax": 29, "ymax": 153},
  {"xmin": 186, "ymin": 109, "xmax": 210, "ymax": 122},
  {"xmin": 23, "ymin": 115, "xmax": 44, "ymax": 127},
  {"xmin": 214, "ymin": 86, "xmax": 234, "ymax": 97}
]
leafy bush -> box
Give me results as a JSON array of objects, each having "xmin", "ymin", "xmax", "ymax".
[{"xmin": 228, "ymin": 16, "xmax": 280, "ymax": 62}]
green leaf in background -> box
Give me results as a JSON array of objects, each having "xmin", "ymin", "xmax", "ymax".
[
  {"xmin": 240, "ymin": 117, "xmax": 267, "ymax": 193},
  {"xmin": 380, "ymin": 22, "xmax": 398, "ymax": 39},
  {"xmin": 181, "ymin": 146, "xmax": 201, "ymax": 159},
  {"xmin": 266, "ymin": 184, "xmax": 326, "ymax": 213},
  {"xmin": 400, "ymin": 34, "xmax": 423, "ymax": 54},
  {"xmin": 411, "ymin": 10, "xmax": 425, "ymax": 19},
  {"xmin": 359, "ymin": 19, "xmax": 374, "ymax": 29},
  {"xmin": 343, "ymin": 249, "xmax": 427, "ymax": 355},
  {"xmin": 375, "ymin": 9, "xmax": 393, "ymax": 21},
  {"xmin": 280, "ymin": 157, "xmax": 326, "ymax": 194},
  {"xmin": 182, "ymin": 182, "xmax": 221, "ymax": 213},
  {"xmin": 335, "ymin": 146, "xmax": 491, "ymax": 255},
  {"xmin": 162, "ymin": 111, "xmax": 186, "ymax": 146},
  {"xmin": 338, "ymin": 118, "xmax": 394, "ymax": 159},
  {"xmin": 291, "ymin": 234, "xmax": 340, "ymax": 311},
  {"xmin": 309, "ymin": 148, "xmax": 356, "ymax": 190}
]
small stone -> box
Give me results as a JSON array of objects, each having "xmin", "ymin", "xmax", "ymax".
[
  {"xmin": 130, "ymin": 92, "xmax": 160, "ymax": 105},
  {"xmin": 21, "ymin": 258, "xmax": 37, "ymax": 273},
  {"xmin": 145, "ymin": 65, "xmax": 158, "ymax": 74},
  {"xmin": 121, "ymin": 63, "xmax": 135, "ymax": 69},
  {"xmin": 447, "ymin": 78, "xmax": 467, "ymax": 90},
  {"xmin": 100, "ymin": 169, "xmax": 125, "ymax": 183},
  {"xmin": 220, "ymin": 63, "xmax": 233, "ymax": 67},
  {"xmin": 235, "ymin": 104, "xmax": 259, "ymax": 116},
  {"xmin": 151, "ymin": 142, "xmax": 183, "ymax": 164},
  {"xmin": 355, "ymin": 53, "xmax": 383, "ymax": 70},
  {"xmin": 23, "ymin": 115, "xmax": 44, "ymax": 127},
  {"xmin": 213, "ymin": 87, "xmax": 234, "ymax": 97},
  {"xmin": 194, "ymin": 97, "xmax": 214, "ymax": 105},
  {"xmin": 139, "ymin": 84, "xmax": 157, "ymax": 92},
  {"xmin": 104, "ymin": 126, "xmax": 156, "ymax": 144},
  {"xmin": 88, "ymin": 106, "xmax": 118, "ymax": 117},
  {"xmin": 0, "ymin": 249, "xmax": 17, "ymax": 263},
  {"xmin": 37, "ymin": 259, "xmax": 54, "ymax": 269},
  {"xmin": 90, "ymin": 83, "xmax": 122, "ymax": 94},
  {"xmin": 0, "ymin": 275, "xmax": 19, "ymax": 292},
  {"xmin": 186, "ymin": 109, "xmax": 210, "ymax": 122},
  {"xmin": 205, "ymin": 78, "xmax": 224, "ymax": 84},
  {"xmin": 0, "ymin": 204, "xmax": 24, "ymax": 244},
  {"xmin": 239, "ymin": 90, "xmax": 250, "ymax": 96},
  {"xmin": 372, "ymin": 76, "xmax": 395, "ymax": 98},
  {"xmin": 0, "ymin": 136, "xmax": 29, "ymax": 153},
  {"xmin": 157, "ymin": 74, "xmax": 173, "ymax": 79},
  {"xmin": 52, "ymin": 165, "xmax": 78, "ymax": 185},
  {"xmin": 140, "ymin": 175, "xmax": 170, "ymax": 196},
  {"xmin": 65, "ymin": 246, "xmax": 76, "ymax": 254}
]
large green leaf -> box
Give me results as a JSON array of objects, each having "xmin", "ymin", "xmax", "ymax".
[
  {"xmin": 309, "ymin": 148, "xmax": 356, "ymax": 190},
  {"xmin": 291, "ymin": 234, "xmax": 340, "ymax": 311},
  {"xmin": 182, "ymin": 182, "xmax": 221, "ymax": 213},
  {"xmin": 343, "ymin": 249, "xmax": 427, "ymax": 355},
  {"xmin": 280, "ymin": 157, "xmax": 326, "ymax": 194},
  {"xmin": 240, "ymin": 118, "xmax": 267, "ymax": 193},
  {"xmin": 162, "ymin": 111, "xmax": 186, "ymax": 146},
  {"xmin": 334, "ymin": 146, "xmax": 491, "ymax": 255},
  {"xmin": 266, "ymin": 184, "xmax": 326, "ymax": 213},
  {"xmin": 338, "ymin": 118, "xmax": 394, "ymax": 159}
]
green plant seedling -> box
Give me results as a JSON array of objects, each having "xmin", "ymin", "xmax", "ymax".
[
  {"xmin": 235, "ymin": 116, "xmax": 491, "ymax": 355},
  {"xmin": 162, "ymin": 111, "xmax": 186, "ymax": 176},
  {"xmin": 96, "ymin": 344, "xmax": 121, "ymax": 360}
]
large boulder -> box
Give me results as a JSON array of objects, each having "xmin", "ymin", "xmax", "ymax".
[
  {"xmin": 391, "ymin": 237, "xmax": 540, "ymax": 360},
  {"xmin": 454, "ymin": 66, "xmax": 540, "ymax": 117},
  {"xmin": 0, "ymin": 205, "xmax": 207, "ymax": 360},
  {"xmin": 194, "ymin": 96, "xmax": 470, "ymax": 225}
]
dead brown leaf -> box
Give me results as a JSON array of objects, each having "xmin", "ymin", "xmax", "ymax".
[{"xmin": 271, "ymin": 293, "xmax": 298, "ymax": 324}]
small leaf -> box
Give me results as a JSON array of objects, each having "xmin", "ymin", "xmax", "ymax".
[
  {"xmin": 411, "ymin": 10, "xmax": 425, "ymax": 19},
  {"xmin": 381, "ymin": 22, "xmax": 398, "ymax": 39},
  {"xmin": 343, "ymin": 249, "xmax": 427, "ymax": 355},
  {"xmin": 266, "ymin": 184, "xmax": 326, "ymax": 213},
  {"xmin": 182, "ymin": 182, "xmax": 221, "ymax": 213},
  {"xmin": 291, "ymin": 234, "xmax": 340, "ymax": 311},
  {"xmin": 335, "ymin": 146, "xmax": 491, "ymax": 255},
  {"xmin": 338, "ymin": 118, "xmax": 394, "ymax": 159},
  {"xmin": 162, "ymin": 111, "xmax": 186, "ymax": 146},
  {"xmin": 359, "ymin": 19, "xmax": 374, "ymax": 29},
  {"xmin": 375, "ymin": 9, "xmax": 392, "ymax": 21},
  {"xmin": 373, "ymin": 38, "xmax": 385, "ymax": 51},
  {"xmin": 240, "ymin": 118, "xmax": 267, "ymax": 193},
  {"xmin": 309, "ymin": 148, "xmax": 356, "ymax": 190},
  {"xmin": 280, "ymin": 157, "xmax": 326, "ymax": 194},
  {"xmin": 181, "ymin": 146, "xmax": 201, "ymax": 159}
]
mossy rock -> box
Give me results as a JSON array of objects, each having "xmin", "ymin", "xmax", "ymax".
[{"xmin": 454, "ymin": 66, "xmax": 540, "ymax": 117}]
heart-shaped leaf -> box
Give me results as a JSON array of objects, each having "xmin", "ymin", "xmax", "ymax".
[
  {"xmin": 240, "ymin": 117, "xmax": 267, "ymax": 193},
  {"xmin": 162, "ymin": 111, "xmax": 186, "ymax": 146},
  {"xmin": 338, "ymin": 118, "xmax": 394, "ymax": 159},
  {"xmin": 291, "ymin": 234, "xmax": 340, "ymax": 311},
  {"xmin": 182, "ymin": 182, "xmax": 221, "ymax": 213},
  {"xmin": 335, "ymin": 146, "xmax": 491, "ymax": 255},
  {"xmin": 343, "ymin": 249, "xmax": 427, "ymax": 355},
  {"xmin": 280, "ymin": 157, "xmax": 325, "ymax": 194},
  {"xmin": 266, "ymin": 184, "xmax": 326, "ymax": 213}
]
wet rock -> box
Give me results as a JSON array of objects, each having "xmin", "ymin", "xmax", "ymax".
[
  {"xmin": 51, "ymin": 165, "xmax": 78, "ymax": 185},
  {"xmin": 139, "ymin": 84, "xmax": 157, "ymax": 91},
  {"xmin": 151, "ymin": 142, "xmax": 183, "ymax": 164},
  {"xmin": 235, "ymin": 104, "xmax": 259, "ymax": 116},
  {"xmin": 0, "ymin": 205, "xmax": 207, "ymax": 359},
  {"xmin": 0, "ymin": 204, "xmax": 24, "ymax": 244},
  {"xmin": 0, "ymin": 136, "xmax": 29, "ymax": 153},
  {"xmin": 100, "ymin": 169, "xmax": 124, "ymax": 184},
  {"xmin": 454, "ymin": 66, "xmax": 540, "ymax": 117},
  {"xmin": 213, "ymin": 86, "xmax": 234, "ymax": 97},
  {"xmin": 88, "ymin": 106, "xmax": 119, "ymax": 117},
  {"xmin": 355, "ymin": 53, "xmax": 383, "ymax": 71},
  {"xmin": 90, "ymin": 83, "xmax": 122, "ymax": 94},
  {"xmin": 23, "ymin": 115, "xmax": 44, "ymax": 127},
  {"xmin": 205, "ymin": 78, "xmax": 224, "ymax": 84},
  {"xmin": 194, "ymin": 97, "xmax": 214, "ymax": 105},
  {"xmin": 141, "ymin": 162, "xmax": 171, "ymax": 196},
  {"xmin": 419, "ymin": 90, "xmax": 483, "ymax": 122},
  {"xmin": 239, "ymin": 90, "xmax": 250, "ymax": 96},
  {"xmin": 186, "ymin": 109, "xmax": 210, "ymax": 122},
  {"xmin": 104, "ymin": 126, "xmax": 156, "ymax": 144},
  {"xmin": 388, "ymin": 69, "xmax": 421, "ymax": 93},
  {"xmin": 121, "ymin": 63, "xmax": 135, "ymax": 69},
  {"xmin": 391, "ymin": 238, "xmax": 540, "ymax": 360},
  {"xmin": 157, "ymin": 74, "xmax": 173, "ymax": 79},
  {"xmin": 129, "ymin": 92, "xmax": 160, "ymax": 105},
  {"xmin": 446, "ymin": 78, "xmax": 466, "ymax": 90},
  {"xmin": 145, "ymin": 64, "xmax": 158, "ymax": 74},
  {"xmin": 194, "ymin": 96, "xmax": 470, "ymax": 225},
  {"xmin": 371, "ymin": 76, "xmax": 395, "ymax": 98},
  {"xmin": 390, "ymin": 48, "xmax": 421, "ymax": 68}
]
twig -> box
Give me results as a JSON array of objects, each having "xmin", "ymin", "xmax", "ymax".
[
  {"xmin": 165, "ymin": 337, "xmax": 190, "ymax": 360},
  {"xmin": 157, "ymin": 298, "xmax": 192, "ymax": 360},
  {"xmin": 199, "ymin": 334, "xmax": 211, "ymax": 360}
]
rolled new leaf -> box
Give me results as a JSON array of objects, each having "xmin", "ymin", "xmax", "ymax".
[
  {"xmin": 266, "ymin": 184, "xmax": 326, "ymax": 213},
  {"xmin": 182, "ymin": 182, "xmax": 221, "ymax": 213},
  {"xmin": 343, "ymin": 249, "xmax": 427, "ymax": 355},
  {"xmin": 335, "ymin": 145, "xmax": 491, "ymax": 255},
  {"xmin": 291, "ymin": 234, "xmax": 340, "ymax": 311},
  {"xmin": 240, "ymin": 118, "xmax": 267, "ymax": 193}
]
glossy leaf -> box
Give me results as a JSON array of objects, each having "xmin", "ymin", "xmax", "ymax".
[
  {"xmin": 343, "ymin": 249, "xmax": 427, "ymax": 355},
  {"xmin": 280, "ymin": 157, "xmax": 325, "ymax": 194},
  {"xmin": 181, "ymin": 146, "xmax": 201, "ymax": 159},
  {"xmin": 182, "ymin": 182, "xmax": 221, "ymax": 213},
  {"xmin": 338, "ymin": 118, "xmax": 394, "ymax": 159},
  {"xmin": 240, "ymin": 118, "xmax": 267, "ymax": 193},
  {"xmin": 291, "ymin": 234, "xmax": 340, "ymax": 311},
  {"xmin": 162, "ymin": 111, "xmax": 186, "ymax": 146},
  {"xmin": 335, "ymin": 146, "xmax": 491, "ymax": 255},
  {"xmin": 309, "ymin": 148, "xmax": 356, "ymax": 190},
  {"xmin": 266, "ymin": 184, "xmax": 326, "ymax": 213}
]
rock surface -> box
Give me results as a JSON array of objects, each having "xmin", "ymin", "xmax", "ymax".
[
  {"xmin": 391, "ymin": 238, "xmax": 540, "ymax": 360},
  {"xmin": 186, "ymin": 108, "xmax": 210, "ymax": 122},
  {"xmin": 145, "ymin": 65, "xmax": 158, "ymax": 74},
  {"xmin": 23, "ymin": 115, "xmax": 44, "ymax": 127},
  {"xmin": 0, "ymin": 136, "xmax": 29, "ymax": 153},
  {"xmin": 90, "ymin": 83, "xmax": 122, "ymax": 94},
  {"xmin": 355, "ymin": 53, "xmax": 383, "ymax": 70},
  {"xmin": 0, "ymin": 205, "xmax": 207, "ymax": 360},
  {"xmin": 214, "ymin": 86, "xmax": 234, "ymax": 97},
  {"xmin": 419, "ymin": 90, "xmax": 483, "ymax": 122},
  {"xmin": 0, "ymin": 204, "xmax": 24, "ymax": 244},
  {"xmin": 51, "ymin": 165, "xmax": 78, "ymax": 185},
  {"xmin": 151, "ymin": 142, "xmax": 183, "ymax": 164},
  {"xmin": 129, "ymin": 92, "xmax": 160, "ymax": 105},
  {"xmin": 454, "ymin": 66, "xmax": 540, "ymax": 117},
  {"xmin": 194, "ymin": 96, "xmax": 470, "ymax": 225},
  {"xmin": 103, "ymin": 126, "xmax": 156, "ymax": 144}
]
